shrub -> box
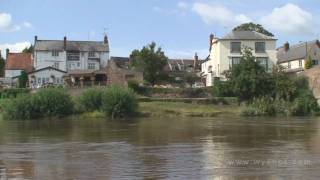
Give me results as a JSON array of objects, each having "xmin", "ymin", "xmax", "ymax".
[
  {"xmin": 101, "ymin": 86, "xmax": 138, "ymax": 119},
  {"xmin": 212, "ymin": 80, "xmax": 234, "ymax": 97},
  {"xmin": 128, "ymin": 80, "xmax": 148, "ymax": 95},
  {"xmin": 0, "ymin": 88, "xmax": 30, "ymax": 99},
  {"xmin": 181, "ymin": 88, "xmax": 207, "ymax": 98},
  {"xmin": 79, "ymin": 88, "xmax": 104, "ymax": 112},
  {"xmin": 241, "ymin": 97, "xmax": 275, "ymax": 116},
  {"xmin": 3, "ymin": 88, "xmax": 74, "ymax": 120},
  {"xmin": 291, "ymin": 90, "xmax": 319, "ymax": 116}
]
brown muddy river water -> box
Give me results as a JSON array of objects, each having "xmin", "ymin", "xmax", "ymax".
[{"xmin": 0, "ymin": 116, "xmax": 320, "ymax": 179}]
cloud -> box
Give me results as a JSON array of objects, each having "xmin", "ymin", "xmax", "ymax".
[
  {"xmin": 192, "ymin": 3, "xmax": 251, "ymax": 27},
  {"xmin": 260, "ymin": 3, "xmax": 314, "ymax": 35},
  {"xmin": 0, "ymin": 12, "xmax": 33, "ymax": 32},
  {"xmin": 0, "ymin": 42, "xmax": 31, "ymax": 58},
  {"xmin": 153, "ymin": 2, "xmax": 190, "ymax": 16}
]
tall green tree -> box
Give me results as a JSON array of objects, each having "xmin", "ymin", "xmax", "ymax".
[
  {"xmin": 22, "ymin": 45, "xmax": 34, "ymax": 53},
  {"xmin": 130, "ymin": 42, "xmax": 168, "ymax": 86},
  {"xmin": 233, "ymin": 23, "xmax": 274, "ymax": 37},
  {"xmin": 305, "ymin": 55, "xmax": 313, "ymax": 69},
  {"xmin": 0, "ymin": 52, "xmax": 5, "ymax": 77},
  {"xmin": 229, "ymin": 47, "xmax": 272, "ymax": 101},
  {"xmin": 18, "ymin": 71, "xmax": 28, "ymax": 88}
]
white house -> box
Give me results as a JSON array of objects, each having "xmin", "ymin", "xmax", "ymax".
[
  {"xmin": 30, "ymin": 35, "xmax": 110, "ymax": 87},
  {"xmin": 201, "ymin": 31, "xmax": 277, "ymax": 86},
  {"xmin": 277, "ymin": 40, "xmax": 320, "ymax": 73}
]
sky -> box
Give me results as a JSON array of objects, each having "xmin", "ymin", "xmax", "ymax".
[{"xmin": 1, "ymin": 0, "xmax": 320, "ymax": 59}]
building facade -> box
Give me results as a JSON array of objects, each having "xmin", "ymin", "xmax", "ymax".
[
  {"xmin": 277, "ymin": 40, "xmax": 320, "ymax": 73},
  {"xmin": 5, "ymin": 49, "xmax": 33, "ymax": 78},
  {"xmin": 201, "ymin": 31, "xmax": 277, "ymax": 86},
  {"xmin": 30, "ymin": 36, "xmax": 110, "ymax": 87}
]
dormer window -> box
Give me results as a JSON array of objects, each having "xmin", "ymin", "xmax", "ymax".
[
  {"xmin": 52, "ymin": 51, "xmax": 59, "ymax": 57},
  {"xmin": 89, "ymin": 51, "xmax": 95, "ymax": 57}
]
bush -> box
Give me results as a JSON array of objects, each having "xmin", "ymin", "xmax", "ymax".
[
  {"xmin": 291, "ymin": 90, "xmax": 319, "ymax": 116},
  {"xmin": 101, "ymin": 86, "xmax": 138, "ymax": 119},
  {"xmin": 241, "ymin": 97, "xmax": 276, "ymax": 116},
  {"xmin": 128, "ymin": 80, "xmax": 148, "ymax": 95},
  {"xmin": 212, "ymin": 80, "xmax": 234, "ymax": 97},
  {"xmin": 0, "ymin": 88, "xmax": 30, "ymax": 99},
  {"xmin": 3, "ymin": 88, "xmax": 74, "ymax": 120},
  {"xmin": 79, "ymin": 88, "xmax": 104, "ymax": 112}
]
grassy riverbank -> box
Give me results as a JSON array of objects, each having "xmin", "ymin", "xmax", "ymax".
[{"xmin": 139, "ymin": 101, "xmax": 242, "ymax": 117}]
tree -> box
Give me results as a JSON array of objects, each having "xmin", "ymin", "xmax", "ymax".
[
  {"xmin": 184, "ymin": 72, "xmax": 200, "ymax": 87},
  {"xmin": 18, "ymin": 71, "xmax": 28, "ymax": 88},
  {"xmin": 229, "ymin": 47, "xmax": 272, "ymax": 101},
  {"xmin": 233, "ymin": 23, "xmax": 274, "ymax": 37},
  {"xmin": 305, "ymin": 55, "xmax": 313, "ymax": 69},
  {"xmin": 0, "ymin": 53, "xmax": 5, "ymax": 77},
  {"xmin": 22, "ymin": 45, "xmax": 34, "ymax": 53},
  {"xmin": 271, "ymin": 65, "xmax": 296, "ymax": 101},
  {"xmin": 130, "ymin": 42, "xmax": 168, "ymax": 86}
]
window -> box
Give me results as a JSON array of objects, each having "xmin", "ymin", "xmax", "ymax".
[
  {"xmin": 230, "ymin": 57, "xmax": 241, "ymax": 67},
  {"xmin": 53, "ymin": 62, "xmax": 59, "ymax": 69},
  {"xmin": 208, "ymin": 66, "xmax": 212, "ymax": 72},
  {"xmin": 67, "ymin": 51, "xmax": 80, "ymax": 61},
  {"xmin": 299, "ymin": 60, "xmax": 302, "ymax": 68},
  {"xmin": 52, "ymin": 51, "xmax": 59, "ymax": 56},
  {"xmin": 255, "ymin": 42, "xmax": 266, "ymax": 53},
  {"xmin": 231, "ymin": 42, "xmax": 241, "ymax": 53},
  {"xmin": 288, "ymin": 62, "xmax": 291, "ymax": 69},
  {"xmin": 256, "ymin": 57, "xmax": 268, "ymax": 70},
  {"xmin": 312, "ymin": 60, "xmax": 319, "ymax": 65},
  {"xmin": 88, "ymin": 63, "xmax": 95, "ymax": 69},
  {"xmin": 77, "ymin": 62, "xmax": 81, "ymax": 67},
  {"xmin": 89, "ymin": 51, "xmax": 95, "ymax": 57}
]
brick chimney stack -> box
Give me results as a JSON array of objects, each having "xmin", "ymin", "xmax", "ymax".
[
  {"xmin": 63, "ymin": 36, "xmax": 67, "ymax": 50},
  {"xmin": 194, "ymin": 52, "xmax": 199, "ymax": 70},
  {"xmin": 209, "ymin": 34, "xmax": 214, "ymax": 51},
  {"xmin": 284, "ymin": 42, "xmax": 290, "ymax": 52},
  {"xmin": 6, "ymin": 49, "xmax": 9, "ymax": 59},
  {"xmin": 104, "ymin": 35, "xmax": 108, "ymax": 44}
]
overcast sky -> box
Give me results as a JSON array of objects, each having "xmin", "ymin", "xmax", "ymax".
[{"xmin": 1, "ymin": 0, "xmax": 320, "ymax": 59}]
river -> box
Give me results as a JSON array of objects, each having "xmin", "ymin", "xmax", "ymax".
[{"xmin": 0, "ymin": 116, "xmax": 319, "ymax": 179}]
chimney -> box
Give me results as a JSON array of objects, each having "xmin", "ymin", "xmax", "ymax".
[
  {"xmin": 209, "ymin": 34, "xmax": 214, "ymax": 51},
  {"xmin": 6, "ymin": 49, "xmax": 9, "ymax": 59},
  {"xmin": 104, "ymin": 35, "xmax": 108, "ymax": 44},
  {"xmin": 34, "ymin": 35, "xmax": 38, "ymax": 42},
  {"xmin": 284, "ymin": 42, "xmax": 290, "ymax": 52},
  {"xmin": 316, "ymin": 40, "xmax": 320, "ymax": 48},
  {"xmin": 194, "ymin": 52, "xmax": 199, "ymax": 70},
  {"xmin": 63, "ymin": 36, "xmax": 67, "ymax": 50}
]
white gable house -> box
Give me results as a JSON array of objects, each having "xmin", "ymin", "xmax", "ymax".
[{"xmin": 201, "ymin": 31, "xmax": 277, "ymax": 86}]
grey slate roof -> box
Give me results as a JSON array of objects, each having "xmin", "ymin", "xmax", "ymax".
[
  {"xmin": 220, "ymin": 31, "xmax": 276, "ymax": 40},
  {"xmin": 34, "ymin": 40, "xmax": 109, "ymax": 52},
  {"xmin": 277, "ymin": 40, "xmax": 320, "ymax": 63},
  {"xmin": 110, "ymin": 56, "xmax": 130, "ymax": 69}
]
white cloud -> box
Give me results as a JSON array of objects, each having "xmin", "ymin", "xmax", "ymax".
[
  {"xmin": 177, "ymin": 2, "xmax": 189, "ymax": 10},
  {"xmin": 0, "ymin": 42, "xmax": 31, "ymax": 58},
  {"xmin": 192, "ymin": 3, "xmax": 251, "ymax": 27},
  {"xmin": 0, "ymin": 12, "xmax": 32, "ymax": 32},
  {"xmin": 154, "ymin": 2, "xmax": 190, "ymax": 16},
  {"xmin": 260, "ymin": 3, "xmax": 314, "ymax": 35}
]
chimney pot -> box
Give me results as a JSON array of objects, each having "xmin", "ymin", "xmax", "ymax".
[
  {"xmin": 284, "ymin": 42, "xmax": 290, "ymax": 52},
  {"xmin": 34, "ymin": 35, "xmax": 38, "ymax": 42},
  {"xmin": 104, "ymin": 35, "xmax": 108, "ymax": 44},
  {"xmin": 63, "ymin": 36, "xmax": 67, "ymax": 50},
  {"xmin": 209, "ymin": 34, "xmax": 214, "ymax": 51},
  {"xmin": 6, "ymin": 49, "xmax": 9, "ymax": 59}
]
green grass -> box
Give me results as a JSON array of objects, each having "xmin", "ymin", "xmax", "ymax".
[{"xmin": 139, "ymin": 102, "xmax": 242, "ymax": 117}]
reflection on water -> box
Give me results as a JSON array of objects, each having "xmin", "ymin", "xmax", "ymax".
[{"xmin": 0, "ymin": 116, "xmax": 319, "ymax": 179}]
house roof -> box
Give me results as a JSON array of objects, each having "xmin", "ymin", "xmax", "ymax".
[
  {"xmin": 220, "ymin": 31, "xmax": 276, "ymax": 40},
  {"xmin": 5, "ymin": 53, "xmax": 33, "ymax": 72},
  {"xmin": 34, "ymin": 40, "xmax": 109, "ymax": 52},
  {"xmin": 28, "ymin": 66, "xmax": 66, "ymax": 75},
  {"xmin": 110, "ymin": 56, "xmax": 130, "ymax": 69},
  {"xmin": 277, "ymin": 40, "xmax": 320, "ymax": 63}
]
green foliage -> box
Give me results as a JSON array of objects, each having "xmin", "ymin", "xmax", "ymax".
[
  {"xmin": 212, "ymin": 80, "xmax": 235, "ymax": 97},
  {"xmin": 305, "ymin": 55, "xmax": 313, "ymax": 69},
  {"xmin": 291, "ymin": 90, "xmax": 319, "ymax": 116},
  {"xmin": 101, "ymin": 86, "xmax": 138, "ymax": 119},
  {"xmin": 241, "ymin": 97, "xmax": 276, "ymax": 116},
  {"xmin": 184, "ymin": 72, "xmax": 200, "ymax": 87},
  {"xmin": 18, "ymin": 71, "xmax": 29, "ymax": 88},
  {"xmin": 3, "ymin": 88, "xmax": 74, "ymax": 120},
  {"xmin": 233, "ymin": 22, "xmax": 274, "ymax": 37},
  {"xmin": 127, "ymin": 80, "xmax": 148, "ymax": 95},
  {"xmin": 0, "ymin": 88, "xmax": 30, "ymax": 99},
  {"xmin": 22, "ymin": 45, "xmax": 34, "ymax": 53},
  {"xmin": 79, "ymin": 88, "xmax": 104, "ymax": 112},
  {"xmin": 0, "ymin": 53, "xmax": 5, "ymax": 77},
  {"xmin": 229, "ymin": 47, "xmax": 272, "ymax": 101},
  {"xmin": 130, "ymin": 42, "xmax": 169, "ymax": 86}
]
